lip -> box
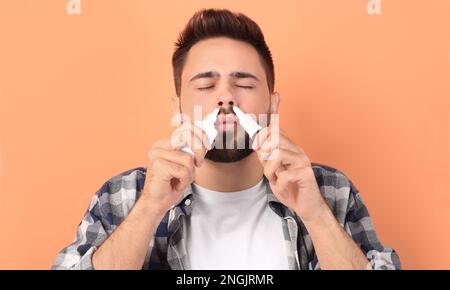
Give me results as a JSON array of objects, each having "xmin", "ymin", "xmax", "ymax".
[
  {"xmin": 216, "ymin": 121, "xmax": 237, "ymax": 131},
  {"xmin": 216, "ymin": 114, "xmax": 238, "ymax": 124}
]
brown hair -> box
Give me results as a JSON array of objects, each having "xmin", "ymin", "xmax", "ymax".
[{"xmin": 172, "ymin": 8, "xmax": 275, "ymax": 96}]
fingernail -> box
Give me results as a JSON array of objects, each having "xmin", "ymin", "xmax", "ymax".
[
  {"xmin": 193, "ymin": 157, "xmax": 199, "ymax": 167},
  {"xmin": 252, "ymin": 140, "xmax": 258, "ymax": 150}
]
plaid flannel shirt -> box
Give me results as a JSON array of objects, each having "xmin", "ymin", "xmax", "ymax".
[{"xmin": 52, "ymin": 163, "xmax": 400, "ymax": 270}]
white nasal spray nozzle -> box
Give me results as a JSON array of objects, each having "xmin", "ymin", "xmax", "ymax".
[
  {"xmin": 232, "ymin": 106, "xmax": 263, "ymax": 139},
  {"xmin": 194, "ymin": 107, "xmax": 220, "ymax": 145},
  {"xmin": 179, "ymin": 108, "xmax": 220, "ymax": 155}
]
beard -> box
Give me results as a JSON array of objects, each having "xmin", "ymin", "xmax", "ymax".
[
  {"xmin": 205, "ymin": 148, "xmax": 253, "ymax": 163},
  {"xmin": 205, "ymin": 123, "xmax": 254, "ymax": 163}
]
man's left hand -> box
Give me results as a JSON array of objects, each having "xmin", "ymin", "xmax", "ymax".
[{"xmin": 252, "ymin": 125, "xmax": 328, "ymax": 223}]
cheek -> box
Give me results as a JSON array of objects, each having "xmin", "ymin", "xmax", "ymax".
[
  {"xmin": 180, "ymin": 94, "xmax": 217, "ymax": 121},
  {"xmin": 237, "ymin": 91, "xmax": 271, "ymax": 114}
]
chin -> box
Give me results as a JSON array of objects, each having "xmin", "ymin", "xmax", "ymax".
[
  {"xmin": 206, "ymin": 128, "xmax": 254, "ymax": 162},
  {"xmin": 204, "ymin": 149, "xmax": 254, "ymax": 163}
]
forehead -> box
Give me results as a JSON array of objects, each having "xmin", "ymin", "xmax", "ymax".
[{"xmin": 181, "ymin": 37, "xmax": 266, "ymax": 81}]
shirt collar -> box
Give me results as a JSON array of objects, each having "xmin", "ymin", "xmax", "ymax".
[{"xmin": 172, "ymin": 176, "xmax": 297, "ymax": 219}]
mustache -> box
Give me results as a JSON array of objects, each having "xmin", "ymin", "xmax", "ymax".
[
  {"xmin": 217, "ymin": 107, "xmax": 272, "ymax": 126},
  {"xmin": 218, "ymin": 106, "xmax": 236, "ymax": 115}
]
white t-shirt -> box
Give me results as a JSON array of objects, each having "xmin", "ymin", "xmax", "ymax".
[{"xmin": 185, "ymin": 178, "xmax": 290, "ymax": 270}]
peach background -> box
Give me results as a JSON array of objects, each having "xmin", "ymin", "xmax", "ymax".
[{"xmin": 0, "ymin": 0, "xmax": 449, "ymax": 269}]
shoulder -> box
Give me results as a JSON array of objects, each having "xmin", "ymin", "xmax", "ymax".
[
  {"xmin": 98, "ymin": 167, "xmax": 147, "ymax": 196},
  {"xmin": 91, "ymin": 167, "xmax": 148, "ymax": 228},
  {"xmin": 311, "ymin": 163, "xmax": 362, "ymax": 220},
  {"xmin": 311, "ymin": 163, "xmax": 353, "ymax": 188}
]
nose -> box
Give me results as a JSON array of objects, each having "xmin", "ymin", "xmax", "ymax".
[
  {"xmin": 218, "ymin": 100, "xmax": 234, "ymax": 107},
  {"xmin": 217, "ymin": 100, "xmax": 235, "ymax": 116},
  {"xmin": 216, "ymin": 88, "xmax": 236, "ymax": 112}
]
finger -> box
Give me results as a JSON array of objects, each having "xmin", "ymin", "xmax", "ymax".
[
  {"xmin": 151, "ymin": 158, "xmax": 194, "ymax": 192},
  {"xmin": 252, "ymin": 126, "xmax": 271, "ymax": 150},
  {"xmin": 170, "ymin": 122, "xmax": 206, "ymax": 149},
  {"xmin": 175, "ymin": 121, "xmax": 211, "ymax": 150},
  {"xmin": 263, "ymin": 149, "xmax": 302, "ymax": 184},
  {"xmin": 190, "ymin": 122, "xmax": 211, "ymax": 167},
  {"xmin": 152, "ymin": 138, "xmax": 173, "ymax": 150},
  {"xmin": 274, "ymin": 166, "xmax": 314, "ymax": 196},
  {"xmin": 252, "ymin": 126, "xmax": 280, "ymax": 154},
  {"xmin": 253, "ymin": 126, "xmax": 303, "ymax": 155},
  {"xmin": 192, "ymin": 122, "xmax": 213, "ymax": 151},
  {"xmin": 255, "ymin": 136, "xmax": 283, "ymax": 162},
  {"xmin": 149, "ymin": 148, "xmax": 195, "ymax": 173},
  {"xmin": 270, "ymin": 169, "xmax": 294, "ymax": 202},
  {"xmin": 171, "ymin": 123, "xmax": 210, "ymax": 166}
]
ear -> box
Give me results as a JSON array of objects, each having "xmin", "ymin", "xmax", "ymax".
[
  {"xmin": 269, "ymin": 92, "xmax": 280, "ymax": 114},
  {"xmin": 171, "ymin": 95, "xmax": 181, "ymax": 115},
  {"xmin": 171, "ymin": 95, "xmax": 184, "ymax": 126}
]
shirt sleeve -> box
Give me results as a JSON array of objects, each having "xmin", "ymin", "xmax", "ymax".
[
  {"xmin": 343, "ymin": 181, "xmax": 401, "ymax": 270},
  {"xmin": 51, "ymin": 191, "xmax": 108, "ymax": 270}
]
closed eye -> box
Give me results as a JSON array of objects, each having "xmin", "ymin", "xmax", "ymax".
[
  {"xmin": 236, "ymin": 85, "xmax": 254, "ymax": 89},
  {"xmin": 197, "ymin": 86, "xmax": 214, "ymax": 91}
]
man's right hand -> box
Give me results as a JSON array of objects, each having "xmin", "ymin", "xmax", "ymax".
[
  {"xmin": 141, "ymin": 121, "xmax": 211, "ymax": 216},
  {"xmin": 92, "ymin": 121, "xmax": 213, "ymax": 269}
]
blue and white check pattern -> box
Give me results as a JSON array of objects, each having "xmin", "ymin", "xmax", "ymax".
[{"xmin": 52, "ymin": 163, "xmax": 400, "ymax": 270}]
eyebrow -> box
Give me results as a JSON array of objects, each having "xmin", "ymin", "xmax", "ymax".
[{"xmin": 189, "ymin": 71, "xmax": 260, "ymax": 82}]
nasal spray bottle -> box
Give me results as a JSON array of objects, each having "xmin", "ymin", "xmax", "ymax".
[{"xmin": 178, "ymin": 106, "xmax": 263, "ymax": 155}]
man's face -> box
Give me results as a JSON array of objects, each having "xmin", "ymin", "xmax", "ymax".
[{"xmin": 176, "ymin": 37, "xmax": 277, "ymax": 163}]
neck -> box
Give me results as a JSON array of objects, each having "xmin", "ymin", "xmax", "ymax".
[{"xmin": 194, "ymin": 151, "xmax": 264, "ymax": 192}]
